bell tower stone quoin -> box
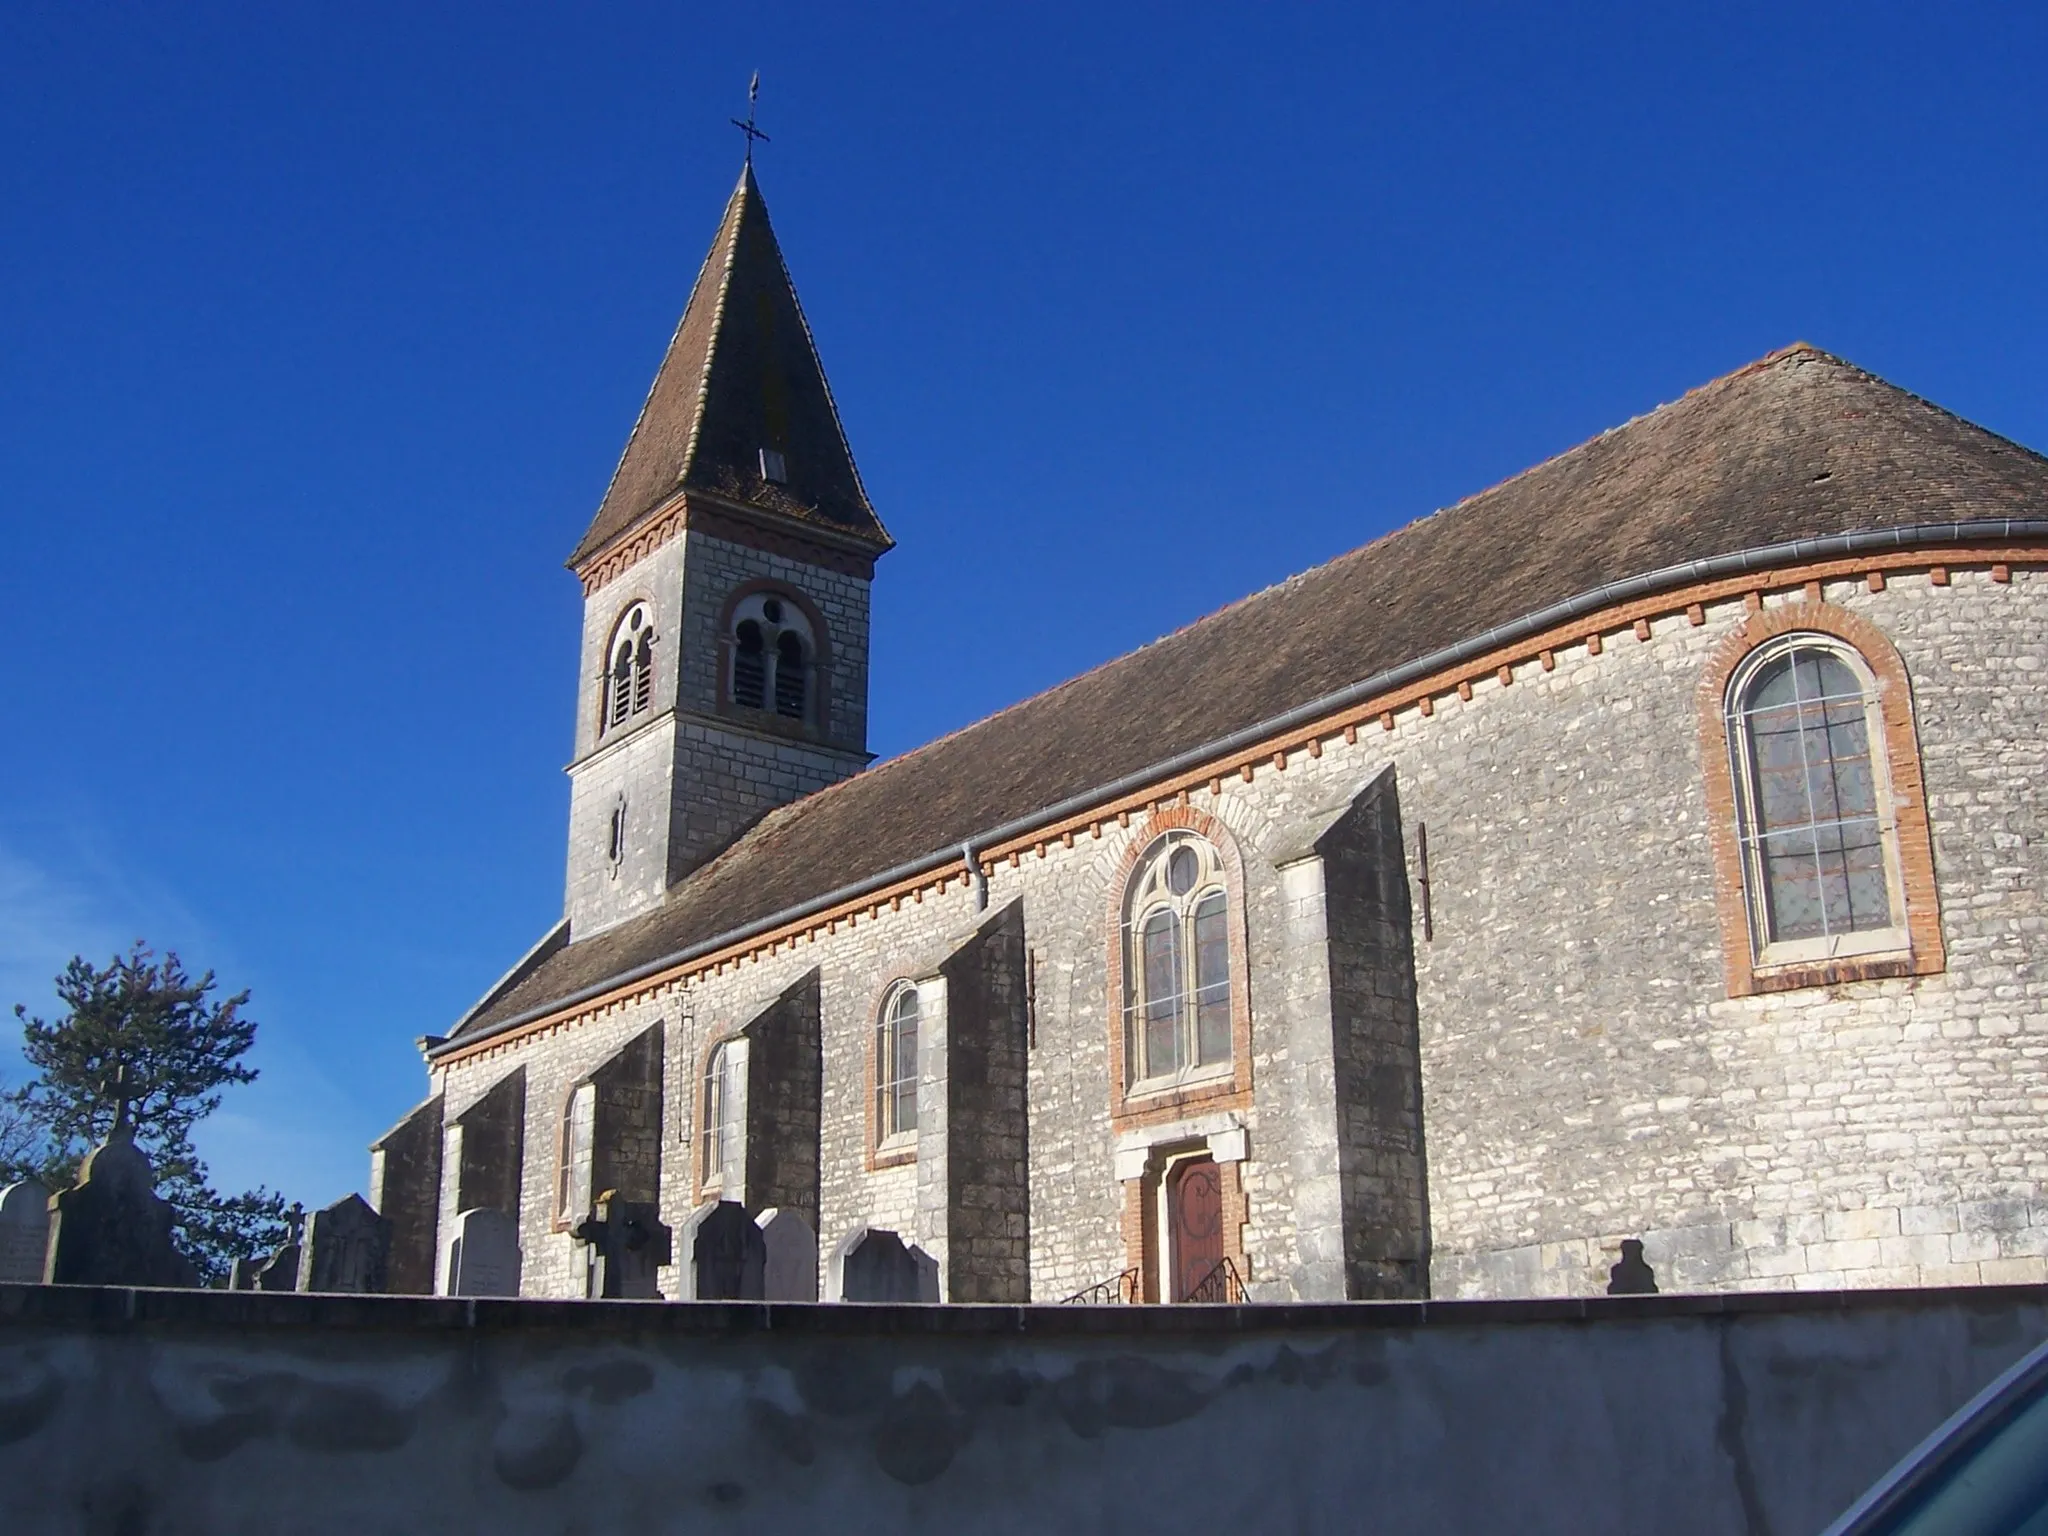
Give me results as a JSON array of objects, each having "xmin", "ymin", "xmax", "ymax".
[{"xmin": 561, "ymin": 164, "xmax": 893, "ymax": 939}]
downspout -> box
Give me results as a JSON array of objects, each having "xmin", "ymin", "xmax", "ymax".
[{"xmin": 963, "ymin": 842, "xmax": 988, "ymax": 911}]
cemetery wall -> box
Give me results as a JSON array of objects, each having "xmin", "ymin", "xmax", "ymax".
[{"xmin": 0, "ymin": 1283, "xmax": 2043, "ymax": 1534}]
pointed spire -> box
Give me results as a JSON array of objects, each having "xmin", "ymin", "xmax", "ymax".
[{"xmin": 569, "ymin": 168, "xmax": 889, "ymax": 569}]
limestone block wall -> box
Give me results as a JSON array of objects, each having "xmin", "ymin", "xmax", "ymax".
[
  {"xmin": 367, "ymin": 1095, "xmax": 441, "ymax": 1296},
  {"xmin": 679, "ymin": 528, "xmax": 873, "ymax": 754},
  {"xmin": 430, "ymin": 560, "xmax": 2045, "ymax": 1308},
  {"xmin": 662, "ymin": 717, "xmax": 865, "ymax": 887},
  {"xmin": 1392, "ymin": 571, "xmax": 2048, "ymax": 1296}
]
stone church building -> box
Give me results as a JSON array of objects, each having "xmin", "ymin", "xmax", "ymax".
[{"xmin": 372, "ymin": 164, "xmax": 2048, "ymax": 1305}]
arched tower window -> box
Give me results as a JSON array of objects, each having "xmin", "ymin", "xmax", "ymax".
[
  {"xmin": 726, "ymin": 592, "xmax": 816, "ymax": 725},
  {"xmin": 1123, "ymin": 832, "xmax": 1233, "ymax": 1089},
  {"xmin": 875, "ymin": 984, "xmax": 920, "ymax": 1144},
  {"xmin": 603, "ymin": 603, "xmax": 656, "ymax": 733},
  {"xmin": 1726, "ymin": 635, "xmax": 1906, "ymax": 964}
]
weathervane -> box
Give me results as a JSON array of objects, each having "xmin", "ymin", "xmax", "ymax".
[{"xmin": 730, "ymin": 71, "xmax": 770, "ymax": 166}]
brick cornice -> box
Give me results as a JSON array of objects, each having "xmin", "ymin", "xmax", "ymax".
[{"xmin": 573, "ymin": 492, "xmax": 881, "ymax": 596}]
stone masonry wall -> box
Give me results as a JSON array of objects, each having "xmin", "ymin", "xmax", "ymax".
[
  {"xmin": 741, "ymin": 971, "xmax": 823, "ymax": 1232},
  {"xmin": 1319, "ymin": 769, "xmax": 1429, "ymax": 1297},
  {"xmin": 679, "ymin": 528, "xmax": 872, "ymax": 755},
  {"xmin": 937, "ymin": 900, "xmax": 1032, "ymax": 1302},
  {"xmin": 1401, "ymin": 571, "xmax": 2048, "ymax": 1296},
  {"xmin": 431, "ymin": 563, "xmax": 2046, "ymax": 1306},
  {"xmin": 589, "ymin": 1021, "xmax": 663, "ymax": 1208},
  {"xmin": 368, "ymin": 1094, "xmax": 442, "ymax": 1296}
]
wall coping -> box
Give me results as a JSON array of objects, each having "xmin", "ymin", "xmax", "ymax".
[{"xmin": 3, "ymin": 1282, "xmax": 2039, "ymax": 1340}]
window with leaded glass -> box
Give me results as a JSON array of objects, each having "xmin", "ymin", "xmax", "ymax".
[
  {"xmin": 557, "ymin": 1080, "xmax": 596, "ymax": 1222},
  {"xmin": 876, "ymin": 985, "xmax": 920, "ymax": 1145},
  {"xmin": 1124, "ymin": 833, "xmax": 1234, "ymax": 1089},
  {"xmin": 701, "ymin": 1039, "xmax": 746, "ymax": 1189},
  {"xmin": 1727, "ymin": 637, "xmax": 1906, "ymax": 965}
]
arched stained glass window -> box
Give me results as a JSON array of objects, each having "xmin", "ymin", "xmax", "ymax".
[
  {"xmin": 1728, "ymin": 638, "xmax": 1905, "ymax": 961},
  {"xmin": 557, "ymin": 1081, "xmax": 596, "ymax": 1222},
  {"xmin": 1124, "ymin": 833, "xmax": 1234, "ymax": 1088},
  {"xmin": 701, "ymin": 1039, "xmax": 746, "ymax": 1188},
  {"xmin": 876, "ymin": 985, "xmax": 920, "ymax": 1143}
]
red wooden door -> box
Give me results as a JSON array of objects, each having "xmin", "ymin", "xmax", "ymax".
[{"xmin": 1167, "ymin": 1157, "xmax": 1224, "ymax": 1302}]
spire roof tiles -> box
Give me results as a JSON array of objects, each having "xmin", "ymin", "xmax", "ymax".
[{"xmin": 568, "ymin": 166, "xmax": 889, "ymax": 570}]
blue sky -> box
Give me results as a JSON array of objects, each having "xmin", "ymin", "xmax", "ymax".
[{"xmin": 1, "ymin": 4, "xmax": 2043, "ymax": 1207}]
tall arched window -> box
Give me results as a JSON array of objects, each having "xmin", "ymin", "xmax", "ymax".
[
  {"xmin": 701, "ymin": 1038, "xmax": 746, "ymax": 1190},
  {"xmin": 1123, "ymin": 833, "xmax": 1233, "ymax": 1088},
  {"xmin": 1726, "ymin": 636, "xmax": 1906, "ymax": 964},
  {"xmin": 603, "ymin": 603, "xmax": 655, "ymax": 733},
  {"xmin": 875, "ymin": 985, "xmax": 920, "ymax": 1145},
  {"xmin": 726, "ymin": 592, "xmax": 815, "ymax": 724},
  {"xmin": 556, "ymin": 1081, "xmax": 596, "ymax": 1223}
]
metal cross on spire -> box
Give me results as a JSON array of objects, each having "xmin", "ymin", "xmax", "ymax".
[{"xmin": 730, "ymin": 71, "xmax": 770, "ymax": 166}]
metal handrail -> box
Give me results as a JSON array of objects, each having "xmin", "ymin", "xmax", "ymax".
[
  {"xmin": 1058, "ymin": 1267, "xmax": 1140, "ymax": 1305},
  {"xmin": 1182, "ymin": 1255, "xmax": 1245, "ymax": 1304}
]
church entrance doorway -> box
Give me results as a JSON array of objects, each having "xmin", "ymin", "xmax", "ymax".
[{"xmin": 1165, "ymin": 1155, "xmax": 1223, "ymax": 1302}]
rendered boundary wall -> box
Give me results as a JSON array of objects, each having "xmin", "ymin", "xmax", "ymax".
[{"xmin": 1, "ymin": 1283, "xmax": 2044, "ymax": 1535}]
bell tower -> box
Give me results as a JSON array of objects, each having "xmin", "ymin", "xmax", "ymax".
[{"xmin": 561, "ymin": 164, "xmax": 892, "ymax": 937}]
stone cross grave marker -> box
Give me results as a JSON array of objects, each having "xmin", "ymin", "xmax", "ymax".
[
  {"xmin": 572, "ymin": 1192, "xmax": 671, "ymax": 1300},
  {"xmin": 443, "ymin": 1207, "xmax": 521, "ymax": 1297},
  {"xmin": 299, "ymin": 1194, "xmax": 392, "ymax": 1294},
  {"xmin": 755, "ymin": 1207, "xmax": 817, "ymax": 1302},
  {"xmin": 678, "ymin": 1200, "xmax": 764, "ymax": 1300},
  {"xmin": 44, "ymin": 1125, "xmax": 197, "ymax": 1288},
  {"xmin": 0, "ymin": 1179, "xmax": 51, "ymax": 1284}
]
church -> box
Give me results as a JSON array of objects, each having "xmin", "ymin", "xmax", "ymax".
[{"xmin": 369, "ymin": 162, "xmax": 2048, "ymax": 1305}]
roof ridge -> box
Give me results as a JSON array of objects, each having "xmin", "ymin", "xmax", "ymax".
[{"xmin": 675, "ymin": 167, "xmax": 754, "ymax": 498}]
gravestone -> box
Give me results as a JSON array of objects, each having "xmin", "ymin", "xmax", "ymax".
[
  {"xmin": 298, "ymin": 1194, "xmax": 392, "ymax": 1294},
  {"xmin": 755, "ymin": 1207, "xmax": 817, "ymax": 1302},
  {"xmin": 229, "ymin": 1256, "xmax": 260, "ymax": 1291},
  {"xmin": 0, "ymin": 1180, "xmax": 51, "ymax": 1284},
  {"xmin": 1607, "ymin": 1238, "xmax": 1659, "ymax": 1295},
  {"xmin": 43, "ymin": 1124, "xmax": 197, "ymax": 1288},
  {"xmin": 572, "ymin": 1192, "xmax": 671, "ymax": 1300},
  {"xmin": 678, "ymin": 1200, "xmax": 764, "ymax": 1300},
  {"xmin": 442, "ymin": 1207, "xmax": 520, "ymax": 1297},
  {"xmin": 255, "ymin": 1205, "xmax": 304, "ymax": 1292},
  {"xmin": 832, "ymin": 1227, "xmax": 935, "ymax": 1303}
]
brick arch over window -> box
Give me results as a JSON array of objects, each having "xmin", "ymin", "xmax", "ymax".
[
  {"xmin": 1104, "ymin": 804, "xmax": 1254, "ymax": 1130},
  {"xmin": 1696, "ymin": 601, "xmax": 1943, "ymax": 997},
  {"xmin": 714, "ymin": 578, "xmax": 834, "ymax": 735}
]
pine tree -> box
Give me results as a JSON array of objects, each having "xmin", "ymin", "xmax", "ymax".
[{"xmin": 5, "ymin": 944, "xmax": 292, "ymax": 1283}]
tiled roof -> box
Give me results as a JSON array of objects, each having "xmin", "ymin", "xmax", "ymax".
[
  {"xmin": 458, "ymin": 346, "xmax": 2048, "ymax": 1041},
  {"xmin": 567, "ymin": 166, "xmax": 889, "ymax": 570}
]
